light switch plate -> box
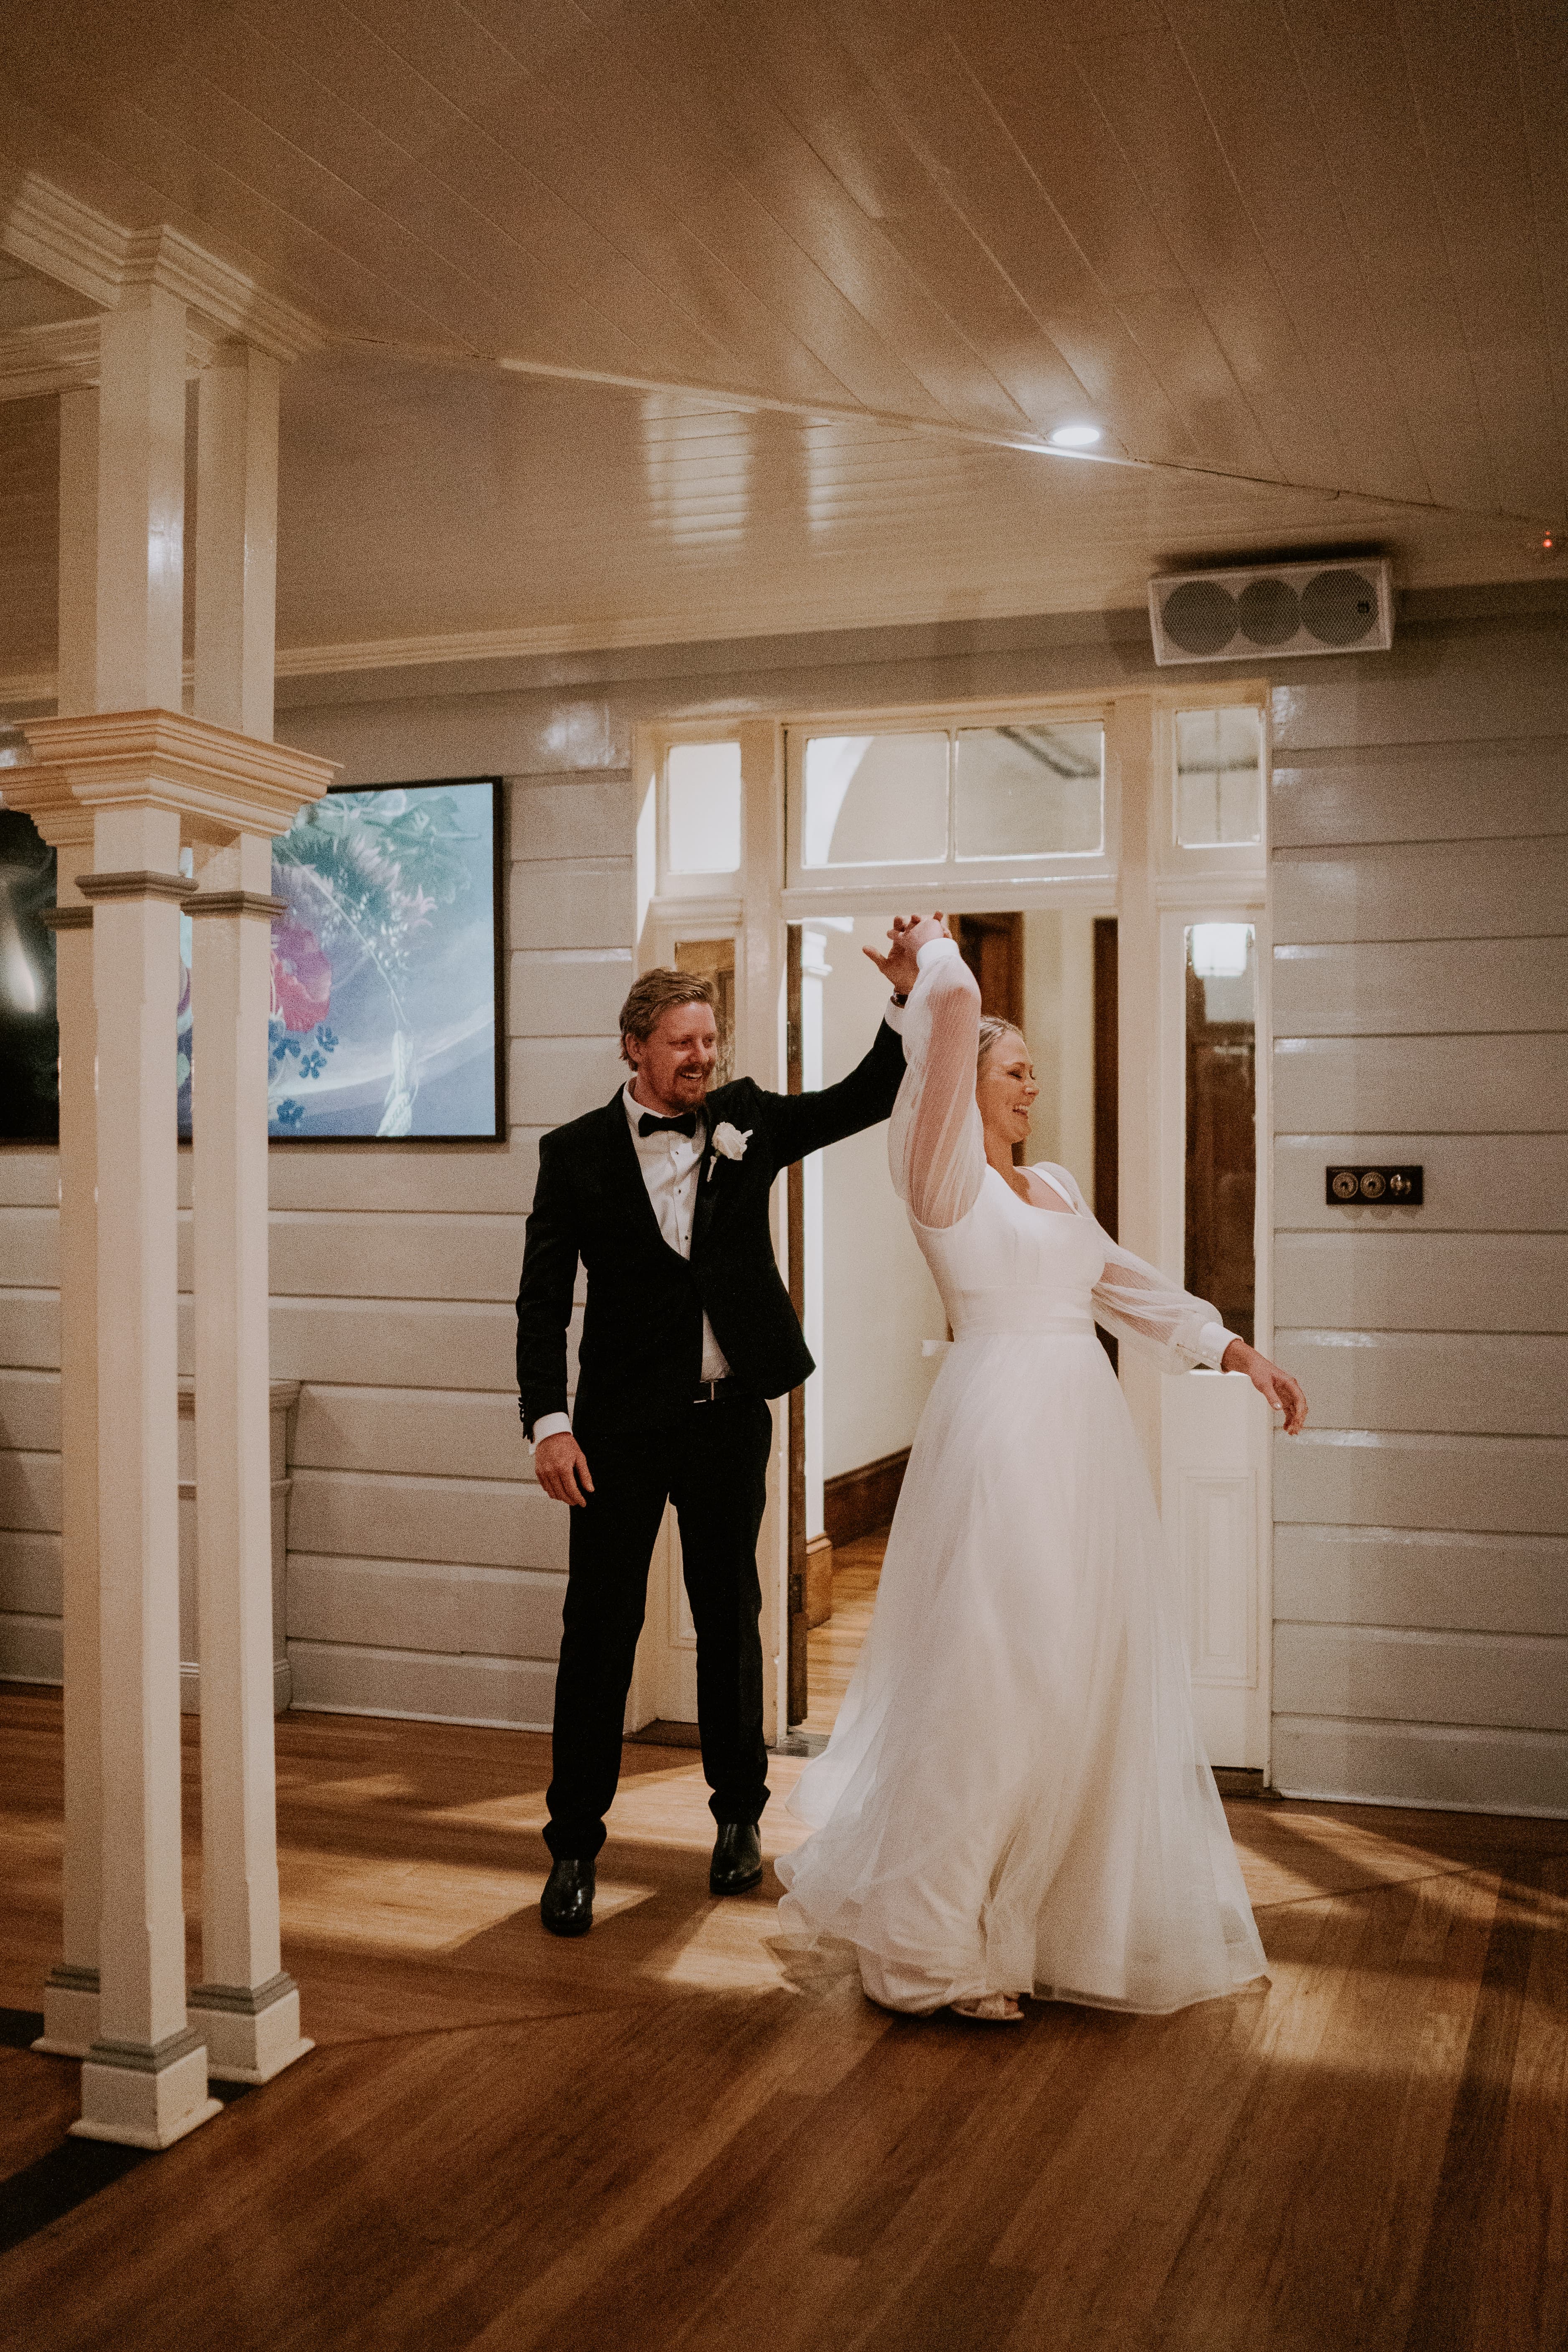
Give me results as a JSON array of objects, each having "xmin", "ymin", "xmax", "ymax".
[{"xmin": 1326, "ymin": 1165, "xmax": 1423, "ymax": 1205}]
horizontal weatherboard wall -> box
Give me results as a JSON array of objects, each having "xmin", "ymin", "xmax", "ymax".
[
  {"xmin": 1270, "ymin": 607, "xmax": 1568, "ymax": 1816},
  {"xmin": 5, "ymin": 587, "xmax": 1566, "ymax": 1821},
  {"xmin": 0, "ymin": 771, "xmax": 618, "ymax": 1722}
]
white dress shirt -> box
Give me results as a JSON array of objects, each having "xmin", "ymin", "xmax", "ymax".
[
  {"xmin": 529, "ymin": 1085, "xmax": 730, "ymax": 1448},
  {"xmin": 532, "ymin": 1003, "xmax": 908, "ymax": 1448}
]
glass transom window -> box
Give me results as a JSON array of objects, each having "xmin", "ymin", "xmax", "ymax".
[
  {"xmin": 1175, "ymin": 708, "xmax": 1263, "ymax": 847},
  {"xmin": 798, "ymin": 721, "xmax": 1105, "ymax": 870},
  {"xmin": 666, "ymin": 741, "xmax": 742, "ymax": 875},
  {"xmin": 801, "ymin": 732, "xmax": 947, "ymax": 866},
  {"xmin": 955, "ymin": 722, "xmax": 1103, "ymax": 858}
]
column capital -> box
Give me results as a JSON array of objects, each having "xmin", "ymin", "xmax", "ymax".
[
  {"xmin": 0, "ymin": 763, "xmax": 97, "ymax": 851},
  {"xmin": 16, "ymin": 708, "xmax": 337, "ymax": 843}
]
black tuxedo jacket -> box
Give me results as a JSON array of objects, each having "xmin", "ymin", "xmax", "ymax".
[{"xmin": 515, "ymin": 1016, "xmax": 906, "ymax": 1439}]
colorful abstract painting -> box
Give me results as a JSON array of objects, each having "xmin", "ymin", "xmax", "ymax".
[{"xmin": 178, "ymin": 777, "xmax": 503, "ymax": 1141}]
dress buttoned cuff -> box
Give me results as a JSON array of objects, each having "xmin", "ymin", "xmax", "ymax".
[
  {"xmin": 882, "ymin": 998, "xmax": 906, "ymax": 1033},
  {"xmin": 529, "ymin": 1411, "xmax": 572, "ymax": 1451},
  {"xmin": 915, "ymin": 937, "xmax": 963, "ymax": 972},
  {"xmin": 1197, "ymin": 1322, "xmax": 1239, "ymax": 1370}
]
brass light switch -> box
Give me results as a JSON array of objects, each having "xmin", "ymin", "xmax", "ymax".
[{"xmin": 1326, "ymin": 1165, "xmax": 1423, "ymax": 1205}]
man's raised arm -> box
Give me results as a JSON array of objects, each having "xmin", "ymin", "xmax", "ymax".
[{"xmin": 753, "ymin": 913, "xmax": 926, "ymax": 1167}]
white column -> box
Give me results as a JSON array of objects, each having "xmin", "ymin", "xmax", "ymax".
[
  {"xmin": 184, "ymin": 828, "xmax": 310, "ymax": 2084},
  {"xmin": 56, "ymin": 387, "xmax": 100, "ymax": 719},
  {"xmin": 194, "ymin": 345, "xmax": 279, "ymax": 742},
  {"xmin": 23, "ymin": 821, "xmax": 101, "ymax": 2058},
  {"xmin": 73, "ymin": 801, "xmax": 219, "ymax": 2150},
  {"xmin": 1110, "ymin": 692, "xmax": 1164, "ymax": 1489},
  {"xmin": 94, "ymin": 283, "xmax": 186, "ymax": 715},
  {"xmin": 21, "ymin": 384, "xmax": 107, "ymax": 2058}
]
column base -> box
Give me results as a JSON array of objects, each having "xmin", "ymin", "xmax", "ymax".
[
  {"xmin": 187, "ymin": 1972, "xmax": 313, "ymax": 2084},
  {"xmin": 71, "ymin": 2027, "xmax": 221, "ymax": 2150},
  {"xmin": 32, "ymin": 1962, "xmax": 101, "ymax": 2058}
]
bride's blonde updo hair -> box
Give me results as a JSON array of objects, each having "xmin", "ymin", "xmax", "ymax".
[{"xmin": 976, "ymin": 1013, "xmax": 1020, "ymax": 1079}]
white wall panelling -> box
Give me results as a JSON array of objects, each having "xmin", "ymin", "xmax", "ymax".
[
  {"xmin": 1277, "ymin": 1331, "xmax": 1568, "ymax": 1438},
  {"xmin": 1273, "ymin": 1133, "xmax": 1568, "ymax": 1233},
  {"xmin": 1269, "ymin": 610, "xmax": 1568, "ymax": 1813},
  {"xmin": 6, "ymin": 592, "xmax": 1566, "ymax": 1813},
  {"xmin": 1276, "ymin": 1527, "xmax": 1568, "ymax": 1639},
  {"xmin": 1274, "ymin": 1234, "xmax": 1567, "ymax": 1332},
  {"xmin": 1274, "ymin": 836, "xmax": 1568, "ymax": 944}
]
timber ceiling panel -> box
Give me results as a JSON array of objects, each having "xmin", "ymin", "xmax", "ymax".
[
  {"xmin": 0, "ymin": 355, "xmax": 1544, "ymax": 688},
  {"xmin": 0, "ymin": 0, "xmax": 1564, "ymax": 685},
  {"xmin": 0, "ymin": 0, "xmax": 1563, "ymax": 522}
]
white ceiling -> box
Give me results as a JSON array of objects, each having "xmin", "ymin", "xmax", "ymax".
[{"xmin": 2, "ymin": 0, "xmax": 1564, "ymax": 684}]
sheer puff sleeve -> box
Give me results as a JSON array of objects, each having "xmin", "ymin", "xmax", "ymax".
[
  {"xmin": 889, "ymin": 938, "xmax": 986, "ymax": 1230},
  {"xmin": 1034, "ymin": 1163, "xmax": 1240, "ymax": 1374}
]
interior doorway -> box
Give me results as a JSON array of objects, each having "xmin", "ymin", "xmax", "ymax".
[
  {"xmin": 785, "ymin": 905, "xmax": 1107, "ymax": 1736},
  {"xmin": 634, "ymin": 690, "xmax": 1272, "ymax": 1769}
]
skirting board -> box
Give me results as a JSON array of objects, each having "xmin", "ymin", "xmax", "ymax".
[
  {"xmin": 180, "ymin": 1659, "xmax": 293, "ymax": 1715},
  {"xmin": 626, "ymin": 1719, "xmax": 704, "ymax": 1748},
  {"xmin": 1272, "ymin": 1716, "xmax": 1568, "ymax": 1818},
  {"xmin": 823, "ymin": 1449, "xmax": 909, "ymax": 1547},
  {"xmin": 287, "ymin": 1639, "xmax": 557, "ymax": 1732}
]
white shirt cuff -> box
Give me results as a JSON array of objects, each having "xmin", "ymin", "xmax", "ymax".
[
  {"xmin": 882, "ymin": 998, "xmax": 905, "ymax": 1033},
  {"xmin": 1197, "ymin": 1322, "xmax": 1239, "ymax": 1370},
  {"xmin": 916, "ymin": 936, "xmax": 963, "ymax": 972},
  {"xmin": 529, "ymin": 1411, "xmax": 572, "ymax": 1451}
]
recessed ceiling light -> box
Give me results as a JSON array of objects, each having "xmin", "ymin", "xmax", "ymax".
[{"xmin": 1049, "ymin": 423, "xmax": 1103, "ymax": 449}]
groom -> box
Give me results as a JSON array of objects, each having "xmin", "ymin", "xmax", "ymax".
[{"xmin": 515, "ymin": 929, "xmax": 922, "ymax": 1935}]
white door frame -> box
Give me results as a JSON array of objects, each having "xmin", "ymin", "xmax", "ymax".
[{"xmin": 633, "ymin": 687, "xmax": 1272, "ymax": 1757}]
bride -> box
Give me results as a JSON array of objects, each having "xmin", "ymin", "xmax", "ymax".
[{"xmin": 776, "ymin": 915, "xmax": 1308, "ymax": 2023}]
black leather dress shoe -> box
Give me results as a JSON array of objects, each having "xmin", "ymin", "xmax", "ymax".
[
  {"xmin": 709, "ymin": 1821, "xmax": 764, "ymax": 1897},
  {"xmin": 541, "ymin": 1856, "xmax": 595, "ymax": 1937}
]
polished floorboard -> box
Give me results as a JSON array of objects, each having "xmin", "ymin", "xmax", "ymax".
[
  {"xmin": 800, "ymin": 1532, "xmax": 884, "ymax": 1743},
  {"xmin": 2, "ymin": 1681, "xmax": 1565, "ymax": 2352}
]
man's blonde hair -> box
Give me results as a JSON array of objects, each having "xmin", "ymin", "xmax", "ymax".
[{"xmin": 618, "ymin": 967, "xmax": 719, "ymax": 1066}]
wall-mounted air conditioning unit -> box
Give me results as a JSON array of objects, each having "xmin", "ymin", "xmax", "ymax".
[{"xmin": 1148, "ymin": 557, "xmax": 1393, "ymax": 665}]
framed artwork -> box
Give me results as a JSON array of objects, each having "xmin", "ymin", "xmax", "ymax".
[
  {"xmin": 0, "ymin": 805, "xmax": 58, "ymax": 1143},
  {"xmin": 178, "ymin": 775, "xmax": 505, "ymax": 1142}
]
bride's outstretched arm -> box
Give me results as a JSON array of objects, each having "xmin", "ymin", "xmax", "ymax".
[
  {"xmin": 887, "ymin": 930, "xmax": 986, "ymax": 1230},
  {"xmin": 1042, "ymin": 1167, "xmax": 1308, "ymax": 1428}
]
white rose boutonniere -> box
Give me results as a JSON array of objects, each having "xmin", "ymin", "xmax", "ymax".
[{"xmin": 708, "ymin": 1121, "xmax": 752, "ymax": 1179}]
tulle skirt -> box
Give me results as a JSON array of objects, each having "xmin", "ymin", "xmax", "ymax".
[{"xmin": 776, "ymin": 1332, "xmax": 1269, "ymax": 2015}]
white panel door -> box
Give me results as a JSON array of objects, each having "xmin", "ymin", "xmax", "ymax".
[{"xmin": 1161, "ymin": 1370, "xmax": 1272, "ymax": 1767}]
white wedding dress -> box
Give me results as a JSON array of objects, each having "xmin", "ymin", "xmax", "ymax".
[{"xmin": 776, "ymin": 940, "xmax": 1269, "ymax": 2016}]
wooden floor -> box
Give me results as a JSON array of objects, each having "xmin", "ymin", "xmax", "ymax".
[
  {"xmin": 2, "ymin": 1685, "xmax": 1565, "ymax": 2351},
  {"xmin": 800, "ymin": 1532, "xmax": 885, "ymax": 1742}
]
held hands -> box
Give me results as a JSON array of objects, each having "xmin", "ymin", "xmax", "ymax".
[
  {"xmin": 1221, "ymin": 1339, "xmax": 1309, "ymax": 1435},
  {"xmin": 536, "ymin": 1430, "xmax": 595, "ymax": 1507},
  {"xmin": 864, "ymin": 911, "xmax": 949, "ymax": 997}
]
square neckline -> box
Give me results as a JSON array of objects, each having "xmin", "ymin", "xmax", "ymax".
[{"xmin": 989, "ymin": 1163, "xmax": 1080, "ymax": 1217}]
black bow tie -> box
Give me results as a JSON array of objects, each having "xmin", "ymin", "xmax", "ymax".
[{"xmin": 638, "ymin": 1109, "xmax": 699, "ymax": 1139}]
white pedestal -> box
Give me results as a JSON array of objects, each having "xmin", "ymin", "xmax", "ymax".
[
  {"xmin": 72, "ymin": 2032, "xmax": 223, "ymax": 2151},
  {"xmin": 187, "ymin": 1972, "xmax": 314, "ymax": 2086}
]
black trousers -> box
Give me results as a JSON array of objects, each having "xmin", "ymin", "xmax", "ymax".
[{"xmin": 544, "ymin": 1390, "xmax": 773, "ymax": 1861}]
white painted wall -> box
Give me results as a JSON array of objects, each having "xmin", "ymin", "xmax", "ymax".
[
  {"xmin": 3, "ymin": 590, "xmax": 1564, "ymax": 1810},
  {"xmin": 817, "ymin": 915, "xmax": 945, "ymax": 1484},
  {"xmin": 1020, "ymin": 908, "xmax": 1096, "ymax": 1207},
  {"xmin": 1268, "ymin": 621, "xmax": 1568, "ymax": 1815}
]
